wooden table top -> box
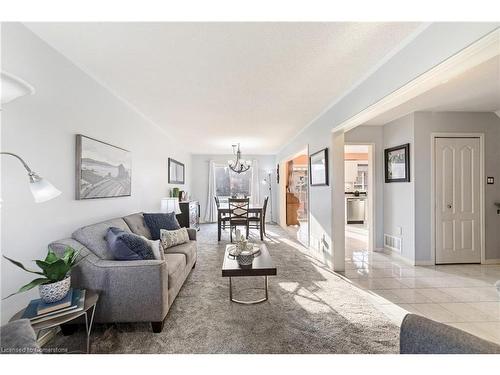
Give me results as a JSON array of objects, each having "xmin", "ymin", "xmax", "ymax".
[
  {"xmin": 222, "ymin": 243, "xmax": 276, "ymax": 277},
  {"xmin": 10, "ymin": 290, "xmax": 99, "ymax": 331}
]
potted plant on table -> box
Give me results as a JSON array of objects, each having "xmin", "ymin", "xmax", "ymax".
[{"xmin": 3, "ymin": 247, "xmax": 82, "ymax": 303}]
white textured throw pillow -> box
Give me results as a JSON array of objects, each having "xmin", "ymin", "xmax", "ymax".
[
  {"xmin": 140, "ymin": 236, "xmax": 164, "ymax": 260},
  {"xmin": 160, "ymin": 228, "xmax": 190, "ymax": 250}
]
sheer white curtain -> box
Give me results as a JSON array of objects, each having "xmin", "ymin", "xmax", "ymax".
[
  {"xmin": 250, "ymin": 159, "xmax": 260, "ymax": 206},
  {"xmin": 204, "ymin": 160, "xmax": 218, "ymax": 223}
]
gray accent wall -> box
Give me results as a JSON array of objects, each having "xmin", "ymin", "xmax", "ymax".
[{"xmin": 1, "ymin": 23, "xmax": 191, "ymax": 322}]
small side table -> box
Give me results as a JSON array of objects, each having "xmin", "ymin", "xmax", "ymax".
[{"xmin": 10, "ymin": 290, "xmax": 99, "ymax": 354}]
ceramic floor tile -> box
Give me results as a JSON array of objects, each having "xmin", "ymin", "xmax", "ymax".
[
  {"xmin": 439, "ymin": 302, "xmax": 497, "ymax": 322},
  {"xmin": 413, "ymin": 288, "xmax": 459, "ymax": 303},
  {"xmin": 389, "ymin": 288, "xmax": 433, "ymax": 303},
  {"xmin": 439, "ymin": 287, "xmax": 500, "ymax": 302},
  {"xmin": 467, "ymin": 302, "xmax": 500, "ymax": 320},
  {"xmin": 405, "ymin": 303, "xmax": 462, "ymax": 323}
]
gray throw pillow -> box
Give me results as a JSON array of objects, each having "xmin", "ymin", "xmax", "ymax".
[
  {"xmin": 106, "ymin": 227, "xmax": 155, "ymax": 260},
  {"xmin": 143, "ymin": 212, "xmax": 181, "ymax": 240}
]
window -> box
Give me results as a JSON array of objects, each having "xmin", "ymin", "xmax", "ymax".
[{"xmin": 214, "ymin": 165, "xmax": 251, "ymax": 201}]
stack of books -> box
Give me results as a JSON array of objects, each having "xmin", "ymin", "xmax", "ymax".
[{"xmin": 21, "ymin": 289, "xmax": 86, "ymax": 324}]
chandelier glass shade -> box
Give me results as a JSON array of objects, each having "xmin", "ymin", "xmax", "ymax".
[{"xmin": 228, "ymin": 143, "xmax": 251, "ymax": 174}]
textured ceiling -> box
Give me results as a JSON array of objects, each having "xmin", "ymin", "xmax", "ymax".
[{"xmin": 26, "ymin": 22, "xmax": 422, "ymax": 153}]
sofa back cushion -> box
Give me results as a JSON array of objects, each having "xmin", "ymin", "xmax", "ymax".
[
  {"xmin": 123, "ymin": 213, "xmax": 152, "ymax": 239},
  {"xmin": 72, "ymin": 218, "xmax": 131, "ymax": 260}
]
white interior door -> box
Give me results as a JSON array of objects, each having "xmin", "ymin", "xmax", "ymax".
[{"xmin": 435, "ymin": 137, "xmax": 481, "ymax": 264}]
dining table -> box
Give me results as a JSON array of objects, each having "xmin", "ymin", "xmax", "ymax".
[{"xmin": 217, "ymin": 204, "xmax": 264, "ymax": 241}]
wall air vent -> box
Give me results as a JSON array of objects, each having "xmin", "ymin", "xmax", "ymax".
[{"xmin": 384, "ymin": 234, "xmax": 402, "ymax": 253}]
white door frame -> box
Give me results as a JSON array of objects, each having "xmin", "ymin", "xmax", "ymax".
[
  {"xmin": 277, "ymin": 146, "xmax": 310, "ymax": 247},
  {"xmin": 430, "ymin": 132, "xmax": 485, "ymax": 264},
  {"xmin": 344, "ymin": 142, "xmax": 376, "ymax": 252}
]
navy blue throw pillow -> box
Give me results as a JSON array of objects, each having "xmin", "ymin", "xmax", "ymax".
[
  {"xmin": 106, "ymin": 227, "xmax": 155, "ymax": 261},
  {"xmin": 143, "ymin": 212, "xmax": 181, "ymax": 240}
]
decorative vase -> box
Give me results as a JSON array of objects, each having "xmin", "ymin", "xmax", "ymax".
[
  {"xmin": 237, "ymin": 250, "xmax": 254, "ymax": 266},
  {"xmin": 38, "ymin": 276, "xmax": 71, "ymax": 303}
]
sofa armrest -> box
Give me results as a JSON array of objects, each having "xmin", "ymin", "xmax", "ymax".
[
  {"xmin": 0, "ymin": 319, "xmax": 41, "ymax": 354},
  {"xmin": 400, "ymin": 314, "xmax": 500, "ymax": 354},
  {"xmin": 186, "ymin": 228, "xmax": 197, "ymax": 241},
  {"xmin": 72, "ymin": 254, "xmax": 169, "ymax": 323}
]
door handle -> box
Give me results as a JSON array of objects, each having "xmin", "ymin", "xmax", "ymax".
[{"xmin": 447, "ymin": 204, "xmax": 452, "ymax": 209}]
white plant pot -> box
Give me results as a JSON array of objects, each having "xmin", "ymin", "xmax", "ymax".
[{"xmin": 38, "ymin": 276, "xmax": 71, "ymax": 303}]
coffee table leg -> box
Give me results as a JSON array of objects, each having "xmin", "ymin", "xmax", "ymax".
[
  {"xmin": 229, "ymin": 276, "xmax": 269, "ymax": 305},
  {"xmin": 84, "ymin": 304, "xmax": 96, "ymax": 354}
]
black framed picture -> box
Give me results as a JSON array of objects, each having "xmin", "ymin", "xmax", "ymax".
[
  {"xmin": 309, "ymin": 148, "xmax": 329, "ymax": 186},
  {"xmin": 385, "ymin": 143, "xmax": 410, "ymax": 183},
  {"xmin": 168, "ymin": 158, "xmax": 185, "ymax": 184},
  {"xmin": 276, "ymin": 164, "xmax": 280, "ymax": 184},
  {"xmin": 75, "ymin": 134, "xmax": 131, "ymax": 200}
]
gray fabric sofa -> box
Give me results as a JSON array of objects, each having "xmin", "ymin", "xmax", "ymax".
[
  {"xmin": 400, "ymin": 314, "xmax": 500, "ymax": 354},
  {"xmin": 0, "ymin": 319, "xmax": 41, "ymax": 354},
  {"xmin": 50, "ymin": 213, "xmax": 197, "ymax": 333}
]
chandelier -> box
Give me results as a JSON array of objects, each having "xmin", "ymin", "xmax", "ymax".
[{"xmin": 228, "ymin": 143, "xmax": 251, "ymax": 174}]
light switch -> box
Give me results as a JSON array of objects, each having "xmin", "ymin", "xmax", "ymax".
[
  {"xmin": 396, "ymin": 226, "xmax": 402, "ymax": 236},
  {"xmin": 487, "ymin": 177, "xmax": 494, "ymax": 184}
]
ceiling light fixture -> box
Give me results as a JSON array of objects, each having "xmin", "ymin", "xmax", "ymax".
[{"xmin": 228, "ymin": 143, "xmax": 251, "ymax": 174}]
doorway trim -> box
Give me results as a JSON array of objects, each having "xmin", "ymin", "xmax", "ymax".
[
  {"xmin": 344, "ymin": 142, "xmax": 376, "ymax": 252},
  {"xmin": 278, "ymin": 146, "xmax": 311, "ymax": 247},
  {"xmin": 430, "ymin": 132, "xmax": 485, "ymax": 264}
]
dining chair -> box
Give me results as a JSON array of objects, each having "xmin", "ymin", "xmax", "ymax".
[
  {"xmin": 228, "ymin": 198, "xmax": 250, "ymax": 242},
  {"xmin": 214, "ymin": 196, "xmax": 230, "ymax": 229},
  {"xmin": 248, "ymin": 196, "xmax": 268, "ymax": 240}
]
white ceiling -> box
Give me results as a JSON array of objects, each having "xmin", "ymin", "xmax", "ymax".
[
  {"xmin": 364, "ymin": 55, "xmax": 500, "ymax": 125},
  {"xmin": 25, "ymin": 22, "xmax": 421, "ymax": 154}
]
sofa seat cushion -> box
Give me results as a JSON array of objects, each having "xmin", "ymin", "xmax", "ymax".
[
  {"xmin": 123, "ymin": 213, "xmax": 152, "ymax": 239},
  {"xmin": 164, "ymin": 253, "xmax": 186, "ymax": 287},
  {"xmin": 73, "ymin": 218, "xmax": 131, "ymax": 260},
  {"xmin": 164, "ymin": 241, "xmax": 196, "ymax": 266}
]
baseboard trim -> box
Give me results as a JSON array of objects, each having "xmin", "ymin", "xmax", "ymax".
[
  {"xmin": 415, "ymin": 260, "xmax": 435, "ymax": 266},
  {"xmin": 482, "ymin": 258, "xmax": 500, "ymax": 265}
]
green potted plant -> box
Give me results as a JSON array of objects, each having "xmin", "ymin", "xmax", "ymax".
[{"xmin": 3, "ymin": 247, "xmax": 82, "ymax": 303}]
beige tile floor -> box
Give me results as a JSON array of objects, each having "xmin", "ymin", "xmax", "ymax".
[{"xmin": 341, "ymin": 230, "xmax": 500, "ymax": 344}]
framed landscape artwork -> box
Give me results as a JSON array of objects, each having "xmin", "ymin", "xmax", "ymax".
[
  {"xmin": 76, "ymin": 135, "xmax": 132, "ymax": 199},
  {"xmin": 309, "ymin": 148, "xmax": 329, "ymax": 186},
  {"xmin": 168, "ymin": 158, "xmax": 185, "ymax": 184},
  {"xmin": 385, "ymin": 143, "xmax": 410, "ymax": 183}
]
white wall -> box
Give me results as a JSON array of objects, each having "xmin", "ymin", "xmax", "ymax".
[
  {"xmin": 345, "ymin": 125, "xmax": 384, "ymax": 249},
  {"xmin": 383, "ymin": 114, "xmax": 416, "ymax": 262},
  {"xmin": 0, "ymin": 23, "xmax": 191, "ymax": 322},
  {"xmin": 190, "ymin": 154, "xmax": 277, "ymax": 223},
  {"xmin": 276, "ymin": 23, "xmax": 499, "ymax": 267},
  {"xmin": 413, "ymin": 112, "xmax": 500, "ymax": 263}
]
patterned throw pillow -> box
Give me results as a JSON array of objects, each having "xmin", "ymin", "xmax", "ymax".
[{"xmin": 160, "ymin": 228, "xmax": 190, "ymax": 250}]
